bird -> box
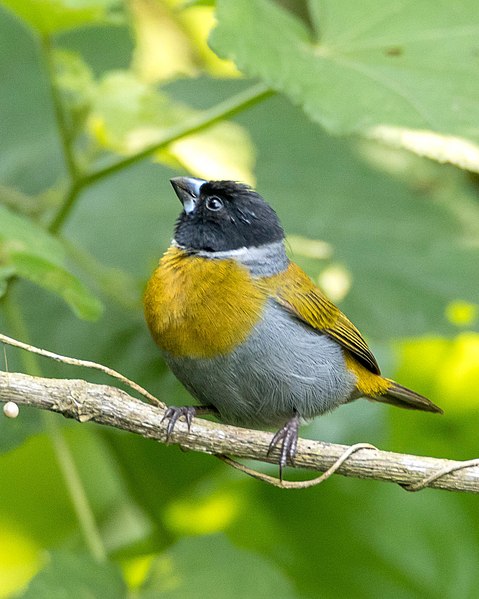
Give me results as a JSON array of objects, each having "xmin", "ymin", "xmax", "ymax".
[{"xmin": 144, "ymin": 176, "xmax": 442, "ymax": 476}]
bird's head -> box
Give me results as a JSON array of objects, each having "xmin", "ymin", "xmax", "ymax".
[{"xmin": 170, "ymin": 177, "xmax": 284, "ymax": 253}]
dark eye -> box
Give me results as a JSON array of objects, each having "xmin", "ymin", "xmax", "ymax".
[{"xmin": 205, "ymin": 196, "xmax": 224, "ymax": 211}]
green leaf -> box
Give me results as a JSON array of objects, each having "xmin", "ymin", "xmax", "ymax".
[
  {"xmin": 12, "ymin": 253, "xmax": 103, "ymax": 321},
  {"xmin": 211, "ymin": 0, "xmax": 479, "ymax": 170},
  {"xmin": 0, "ymin": 0, "xmax": 122, "ymax": 35},
  {"xmin": 20, "ymin": 552, "xmax": 126, "ymax": 598},
  {"xmin": 0, "ymin": 205, "xmax": 103, "ymax": 320},
  {"xmin": 139, "ymin": 535, "xmax": 298, "ymax": 599},
  {"xmin": 88, "ymin": 70, "xmax": 256, "ymax": 182}
]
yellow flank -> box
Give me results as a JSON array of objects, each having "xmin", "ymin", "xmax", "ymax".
[
  {"xmin": 343, "ymin": 352, "xmax": 391, "ymax": 398},
  {"xmin": 143, "ymin": 247, "xmax": 266, "ymax": 358}
]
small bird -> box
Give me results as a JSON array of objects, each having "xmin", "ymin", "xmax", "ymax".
[{"xmin": 144, "ymin": 177, "xmax": 442, "ymax": 475}]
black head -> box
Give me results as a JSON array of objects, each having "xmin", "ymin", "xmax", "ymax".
[{"xmin": 170, "ymin": 177, "xmax": 284, "ymax": 252}]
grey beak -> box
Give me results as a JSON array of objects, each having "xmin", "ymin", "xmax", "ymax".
[{"xmin": 170, "ymin": 177, "xmax": 206, "ymax": 214}]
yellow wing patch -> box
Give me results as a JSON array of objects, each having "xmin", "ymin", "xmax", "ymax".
[{"xmin": 261, "ymin": 262, "xmax": 381, "ymax": 375}]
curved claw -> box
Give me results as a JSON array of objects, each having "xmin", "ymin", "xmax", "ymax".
[
  {"xmin": 161, "ymin": 406, "xmax": 196, "ymax": 441},
  {"xmin": 267, "ymin": 414, "xmax": 300, "ymax": 480}
]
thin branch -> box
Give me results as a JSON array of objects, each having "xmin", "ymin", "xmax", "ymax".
[
  {"xmin": 48, "ymin": 82, "xmax": 274, "ymax": 233},
  {"xmin": 79, "ymin": 83, "xmax": 273, "ymax": 187},
  {"xmin": 1, "ymin": 370, "xmax": 479, "ymax": 494},
  {"xmin": 0, "ymin": 333, "xmax": 163, "ymax": 408}
]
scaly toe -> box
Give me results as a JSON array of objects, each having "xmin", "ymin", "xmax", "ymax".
[
  {"xmin": 161, "ymin": 406, "xmax": 196, "ymax": 441},
  {"xmin": 267, "ymin": 414, "xmax": 300, "ymax": 479}
]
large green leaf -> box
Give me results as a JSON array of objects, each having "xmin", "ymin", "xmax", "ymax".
[
  {"xmin": 20, "ymin": 551, "xmax": 126, "ymax": 598},
  {"xmin": 211, "ymin": 0, "xmax": 479, "ymax": 170},
  {"xmin": 0, "ymin": 0, "xmax": 121, "ymax": 35},
  {"xmin": 139, "ymin": 535, "xmax": 298, "ymax": 599},
  {"xmin": 0, "ymin": 205, "xmax": 102, "ymax": 320}
]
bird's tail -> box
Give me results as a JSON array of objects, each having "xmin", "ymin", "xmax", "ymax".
[{"xmin": 377, "ymin": 380, "xmax": 443, "ymax": 414}]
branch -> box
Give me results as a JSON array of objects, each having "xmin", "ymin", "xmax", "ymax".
[
  {"xmin": 1, "ymin": 370, "xmax": 479, "ymax": 493},
  {"xmin": 48, "ymin": 83, "xmax": 274, "ymax": 233}
]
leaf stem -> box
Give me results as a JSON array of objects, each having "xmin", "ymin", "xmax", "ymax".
[
  {"xmin": 41, "ymin": 411, "xmax": 107, "ymax": 563},
  {"xmin": 3, "ymin": 291, "xmax": 107, "ymax": 563},
  {"xmin": 49, "ymin": 179, "xmax": 82, "ymax": 234},
  {"xmin": 40, "ymin": 35, "xmax": 79, "ymax": 181},
  {"xmin": 48, "ymin": 82, "xmax": 274, "ymax": 233},
  {"xmin": 83, "ymin": 82, "xmax": 273, "ymax": 186}
]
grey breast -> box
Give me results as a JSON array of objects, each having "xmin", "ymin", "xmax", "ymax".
[{"xmin": 164, "ymin": 300, "xmax": 357, "ymax": 428}]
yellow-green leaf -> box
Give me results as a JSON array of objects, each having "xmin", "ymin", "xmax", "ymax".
[{"xmin": 0, "ymin": 0, "xmax": 121, "ymax": 35}]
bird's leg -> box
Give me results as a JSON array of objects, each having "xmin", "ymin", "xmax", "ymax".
[
  {"xmin": 267, "ymin": 413, "xmax": 300, "ymax": 480},
  {"xmin": 161, "ymin": 405, "xmax": 218, "ymax": 441}
]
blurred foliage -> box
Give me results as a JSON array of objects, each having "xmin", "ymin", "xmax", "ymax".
[{"xmin": 0, "ymin": 0, "xmax": 478, "ymax": 597}]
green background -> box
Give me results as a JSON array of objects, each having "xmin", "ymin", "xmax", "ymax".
[{"xmin": 0, "ymin": 1, "xmax": 478, "ymax": 597}]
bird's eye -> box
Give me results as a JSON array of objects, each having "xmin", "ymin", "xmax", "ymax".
[{"xmin": 205, "ymin": 196, "xmax": 224, "ymax": 211}]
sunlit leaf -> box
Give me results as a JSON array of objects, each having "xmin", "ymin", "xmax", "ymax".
[
  {"xmin": 0, "ymin": 520, "xmax": 42, "ymax": 599},
  {"xmin": 0, "ymin": 205, "xmax": 103, "ymax": 320},
  {"xmin": 130, "ymin": 0, "xmax": 197, "ymax": 83},
  {"xmin": 286, "ymin": 235, "xmax": 332, "ymax": 261},
  {"xmin": 211, "ymin": 0, "xmax": 479, "ymax": 170},
  {"xmin": 163, "ymin": 491, "xmax": 242, "ymax": 536},
  {"xmin": 0, "ymin": 0, "xmax": 122, "ymax": 34},
  {"xmin": 395, "ymin": 333, "xmax": 479, "ymax": 414},
  {"xmin": 129, "ymin": 0, "xmax": 238, "ymax": 83},
  {"xmin": 88, "ymin": 71, "xmax": 256, "ymax": 182},
  {"xmin": 445, "ymin": 300, "xmax": 478, "ymax": 327},
  {"xmin": 180, "ymin": 4, "xmax": 240, "ymax": 77},
  {"xmin": 166, "ymin": 122, "xmax": 256, "ymax": 183},
  {"xmin": 367, "ymin": 126, "xmax": 479, "ymax": 173}
]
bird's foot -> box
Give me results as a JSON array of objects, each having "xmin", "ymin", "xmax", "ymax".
[
  {"xmin": 161, "ymin": 405, "xmax": 218, "ymax": 441},
  {"xmin": 267, "ymin": 414, "xmax": 300, "ymax": 480},
  {"xmin": 161, "ymin": 406, "xmax": 196, "ymax": 440}
]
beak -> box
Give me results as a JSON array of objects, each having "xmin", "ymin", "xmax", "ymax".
[{"xmin": 170, "ymin": 177, "xmax": 206, "ymax": 215}]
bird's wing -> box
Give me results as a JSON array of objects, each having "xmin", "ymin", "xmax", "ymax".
[{"xmin": 267, "ymin": 262, "xmax": 381, "ymax": 375}]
